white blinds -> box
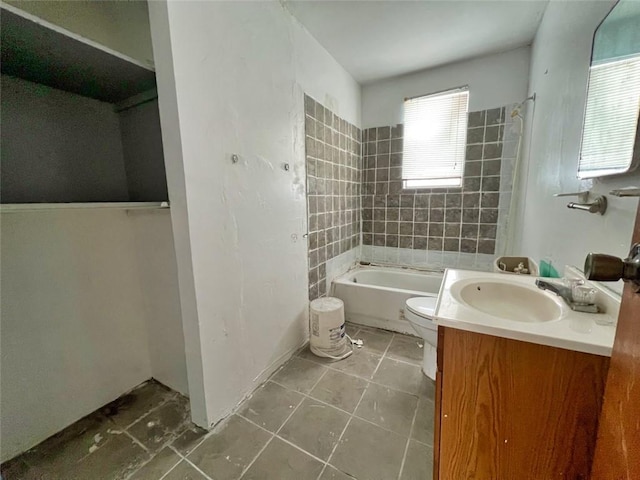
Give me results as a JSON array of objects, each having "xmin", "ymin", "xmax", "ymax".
[
  {"xmin": 579, "ymin": 55, "xmax": 640, "ymax": 178},
  {"xmin": 402, "ymin": 87, "xmax": 469, "ymax": 188}
]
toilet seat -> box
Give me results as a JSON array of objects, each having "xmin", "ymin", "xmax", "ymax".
[{"xmin": 405, "ymin": 297, "xmax": 438, "ymax": 330}]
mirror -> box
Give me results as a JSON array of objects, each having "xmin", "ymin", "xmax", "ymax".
[{"xmin": 578, "ymin": 0, "xmax": 640, "ymax": 179}]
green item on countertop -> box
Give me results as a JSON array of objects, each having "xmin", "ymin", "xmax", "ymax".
[{"xmin": 539, "ymin": 260, "xmax": 560, "ymax": 278}]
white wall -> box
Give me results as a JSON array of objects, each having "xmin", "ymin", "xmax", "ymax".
[
  {"xmin": 515, "ymin": 1, "xmax": 639, "ymax": 290},
  {"xmin": 4, "ymin": 0, "xmax": 154, "ymax": 67},
  {"xmin": 148, "ymin": 0, "xmax": 360, "ymax": 428},
  {"xmin": 1, "ymin": 75, "xmax": 129, "ymax": 203},
  {"xmin": 0, "ymin": 210, "xmax": 152, "ymax": 462},
  {"xmin": 362, "ymin": 46, "xmax": 531, "ymax": 128},
  {"xmin": 0, "ymin": 2, "xmax": 189, "ymax": 462},
  {"xmin": 119, "ymin": 99, "xmax": 169, "ymax": 202},
  {"xmin": 130, "ymin": 210, "xmax": 189, "ymax": 396}
]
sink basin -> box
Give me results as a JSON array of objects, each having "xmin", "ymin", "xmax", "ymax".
[{"xmin": 455, "ymin": 280, "xmax": 564, "ymax": 322}]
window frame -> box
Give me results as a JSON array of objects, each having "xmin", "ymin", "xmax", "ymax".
[
  {"xmin": 401, "ymin": 86, "xmax": 470, "ymax": 190},
  {"xmin": 578, "ymin": 54, "xmax": 640, "ymax": 179}
]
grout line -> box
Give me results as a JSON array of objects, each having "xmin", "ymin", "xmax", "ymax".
[
  {"xmin": 297, "ymin": 338, "xmax": 425, "ymax": 394},
  {"xmin": 237, "ymin": 371, "xmax": 325, "ymax": 480},
  {"xmin": 300, "ymin": 345, "xmax": 422, "ymax": 378},
  {"xmin": 181, "ymin": 455, "xmax": 216, "ymax": 480},
  {"xmin": 268, "ymin": 378, "xmax": 414, "ymax": 440},
  {"xmin": 122, "ymin": 429, "xmax": 150, "ymax": 453},
  {"xmin": 158, "ymin": 455, "xmax": 184, "ymax": 480},
  {"xmin": 122, "ymin": 421, "xmax": 201, "ymax": 480},
  {"xmin": 175, "ymin": 428, "xmax": 213, "ymax": 460},
  {"xmin": 274, "ymin": 368, "xmax": 328, "ymax": 438},
  {"xmin": 121, "ymin": 391, "xmax": 179, "ymax": 431},
  {"xmin": 237, "ymin": 414, "xmax": 328, "ymax": 469},
  {"xmin": 237, "ymin": 433, "xmax": 275, "ymax": 479},
  {"xmin": 125, "ymin": 452, "xmax": 183, "ymax": 480},
  {"xmin": 397, "ymin": 394, "xmax": 421, "ymax": 480},
  {"xmin": 167, "ymin": 445, "xmax": 216, "ymax": 480},
  {"xmin": 151, "ymin": 327, "xmax": 427, "ymax": 480},
  {"xmin": 321, "ymin": 359, "xmax": 375, "ymax": 478},
  {"xmin": 319, "ymin": 330, "xmax": 398, "ymax": 480},
  {"xmin": 236, "ymin": 373, "xmax": 367, "ymax": 480}
]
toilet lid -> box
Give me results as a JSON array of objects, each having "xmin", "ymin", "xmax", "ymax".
[{"xmin": 406, "ymin": 297, "xmax": 437, "ymax": 318}]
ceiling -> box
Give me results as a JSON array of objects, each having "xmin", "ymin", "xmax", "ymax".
[{"xmin": 284, "ymin": 0, "xmax": 549, "ymax": 84}]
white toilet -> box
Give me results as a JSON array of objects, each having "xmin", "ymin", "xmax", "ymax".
[{"xmin": 404, "ymin": 297, "xmax": 438, "ymax": 380}]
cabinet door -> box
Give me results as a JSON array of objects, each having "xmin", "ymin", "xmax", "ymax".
[
  {"xmin": 437, "ymin": 328, "xmax": 608, "ymax": 479},
  {"xmin": 433, "ymin": 327, "xmax": 445, "ymax": 479}
]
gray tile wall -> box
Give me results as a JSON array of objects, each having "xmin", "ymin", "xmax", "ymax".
[
  {"xmin": 361, "ymin": 107, "xmax": 507, "ymax": 255},
  {"xmin": 305, "ymin": 95, "xmax": 362, "ymax": 300}
]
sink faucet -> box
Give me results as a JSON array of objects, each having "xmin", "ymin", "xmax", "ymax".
[{"xmin": 535, "ymin": 279, "xmax": 599, "ymax": 313}]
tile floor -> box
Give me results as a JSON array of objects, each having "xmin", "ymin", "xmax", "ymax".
[{"xmin": 2, "ymin": 325, "xmax": 435, "ymax": 480}]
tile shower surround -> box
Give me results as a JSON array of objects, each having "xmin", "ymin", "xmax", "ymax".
[
  {"xmin": 361, "ymin": 107, "xmax": 507, "ymax": 255},
  {"xmin": 305, "ymin": 95, "xmax": 362, "ymax": 301}
]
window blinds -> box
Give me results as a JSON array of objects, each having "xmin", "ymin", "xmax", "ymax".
[
  {"xmin": 579, "ymin": 55, "xmax": 640, "ymax": 178},
  {"xmin": 402, "ymin": 87, "xmax": 469, "ymax": 188}
]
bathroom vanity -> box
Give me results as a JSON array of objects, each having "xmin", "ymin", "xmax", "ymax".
[{"xmin": 433, "ymin": 269, "xmax": 618, "ymax": 479}]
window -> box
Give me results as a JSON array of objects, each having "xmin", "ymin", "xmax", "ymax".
[
  {"xmin": 402, "ymin": 87, "xmax": 469, "ymax": 188},
  {"xmin": 578, "ymin": 55, "xmax": 640, "ymax": 178}
]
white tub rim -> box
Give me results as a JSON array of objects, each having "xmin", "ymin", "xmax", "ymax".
[{"xmin": 332, "ymin": 264, "xmax": 445, "ymax": 297}]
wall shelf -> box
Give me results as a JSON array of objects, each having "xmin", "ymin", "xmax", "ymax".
[
  {"xmin": 0, "ymin": 202, "xmax": 170, "ymax": 213},
  {"xmin": 0, "ymin": 3, "xmax": 156, "ymax": 103}
]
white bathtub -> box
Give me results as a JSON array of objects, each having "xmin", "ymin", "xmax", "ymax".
[{"xmin": 332, "ymin": 266, "xmax": 444, "ymax": 335}]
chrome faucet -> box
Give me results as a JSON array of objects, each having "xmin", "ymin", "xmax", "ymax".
[{"xmin": 535, "ymin": 279, "xmax": 599, "ymax": 313}]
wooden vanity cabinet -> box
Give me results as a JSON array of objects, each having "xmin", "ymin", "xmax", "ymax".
[{"xmin": 433, "ymin": 327, "xmax": 609, "ymax": 479}]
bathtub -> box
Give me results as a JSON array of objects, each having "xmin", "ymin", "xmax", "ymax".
[{"xmin": 332, "ymin": 266, "xmax": 444, "ymax": 335}]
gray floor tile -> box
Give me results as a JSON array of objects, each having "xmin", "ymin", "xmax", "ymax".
[
  {"xmin": 187, "ymin": 415, "xmax": 270, "ymax": 480},
  {"xmin": 330, "ymin": 349, "xmax": 381, "ymax": 379},
  {"xmin": 320, "ymin": 465, "xmax": 357, "ymax": 479},
  {"xmin": 102, "ymin": 380, "xmax": 176, "ymax": 428},
  {"xmin": 241, "ymin": 437, "xmax": 323, "ymax": 480},
  {"xmin": 237, "ymin": 381, "xmax": 303, "ymax": 432},
  {"xmin": 17, "ymin": 413, "xmax": 146, "ymax": 480},
  {"xmin": 419, "ymin": 376, "xmax": 436, "ymax": 401},
  {"xmin": 330, "ymin": 418, "xmax": 406, "ymax": 480},
  {"xmin": 129, "ymin": 447, "xmax": 181, "ymax": 480},
  {"xmin": 386, "ymin": 334, "xmax": 424, "ymax": 365},
  {"xmin": 412, "ymin": 398, "xmax": 435, "ymax": 446},
  {"xmin": 309, "ymin": 369, "xmax": 368, "ymax": 413},
  {"xmin": 297, "ymin": 345, "xmax": 334, "ymax": 364},
  {"xmin": 373, "ymin": 358, "xmax": 423, "ymax": 395},
  {"xmin": 345, "ymin": 323, "xmax": 360, "ymax": 337},
  {"xmin": 271, "ymin": 357, "xmax": 328, "ymax": 393},
  {"xmin": 0, "ymin": 457, "xmax": 30, "ymax": 480},
  {"xmin": 355, "ymin": 325, "xmax": 394, "ymax": 335},
  {"xmin": 127, "ymin": 396, "xmax": 192, "ymax": 452},
  {"xmin": 4, "ymin": 381, "xmax": 197, "ymax": 480},
  {"xmin": 351, "ymin": 329, "xmax": 393, "ymax": 355},
  {"xmin": 20, "ymin": 410, "xmax": 114, "ymax": 470},
  {"xmin": 279, "ymin": 398, "xmax": 350, "ymax": 461},
  {"xmin": 68, "ymin": 433, "xmax": 150, "ymax": 480},
  {"xmin": 163, "ymin": 460, "xmax": 208, "ymax": 480},
  {"xmin": 171, "ymin": 425, "xmax": 208, "ymax": 455},
  {"xmin": 355, "ymin": 383, "xmax": 418, "ymax": 436},
  {"xmin": 400, "ymin": 440, "xmax": 433, "ymax": 480}
]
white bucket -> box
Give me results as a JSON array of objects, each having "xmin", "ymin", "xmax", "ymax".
[{"xmin": 309, "ymin": 297, "xmax": 352, "ymax": 360}]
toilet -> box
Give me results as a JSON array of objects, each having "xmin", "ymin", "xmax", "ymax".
[{"xmin": 404, "ymin": 296, "xmax": 438, "ymax": 380}]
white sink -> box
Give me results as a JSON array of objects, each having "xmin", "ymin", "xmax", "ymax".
[
  {"xmin": 454, "ymin": 280, "xmax": 564, "ymax": 323},
  {"xmin": 435, "ymin": 269, "xmax": 618, "ymax": 356}
]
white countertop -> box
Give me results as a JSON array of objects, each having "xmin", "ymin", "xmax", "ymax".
[{"xmin": 434, "ymin": 269, "xmax": 619, "ymax": 357}]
